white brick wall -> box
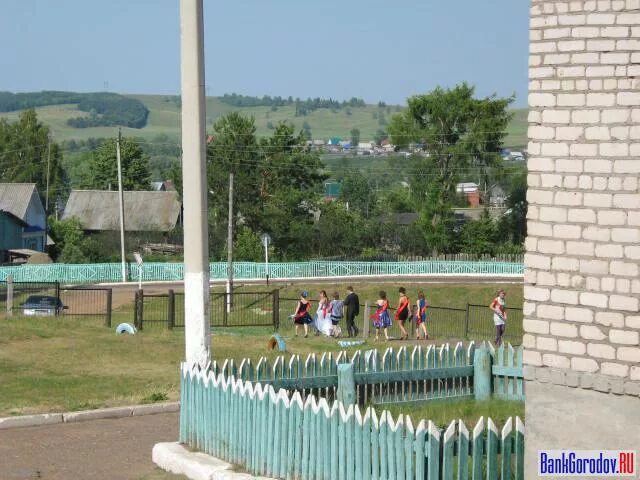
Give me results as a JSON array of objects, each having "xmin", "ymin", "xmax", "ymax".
[{"xmin": 526, "ymin": 0, "xmax": 640, "ymax": 395}]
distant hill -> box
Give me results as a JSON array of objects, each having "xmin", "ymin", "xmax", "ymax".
[{"xmin": 0, "ymin": 92, "xmax": 528, "ymax": 148}]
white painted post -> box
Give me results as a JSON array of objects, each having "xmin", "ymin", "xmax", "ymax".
[{"xmin": 180, "ymin": 0, "xmax": 210, "ymax": 367}]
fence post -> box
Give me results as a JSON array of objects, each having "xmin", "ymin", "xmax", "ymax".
[
  {"xmin": 105, "ymin": 288, "xmax": 112, "ymax": 328},
  {"xmin": 464, "ymin": 303, "xmax": 471, "ymax": 338},
  {"xmin": 6, "ymin": 275, "xmax": 13, "ymax": 317},
  {"xmin": 336, "ymin": 363, "xmax": 356, "ymax": 405},
  {"xmin": 272, "ymin": 289, "xmax": 279, "ymax": 331},
  {"xmin": 362, "ymin": 301, "xmax": 370, "ymax": 338},
  {"xmin": 55, "ymin": 282, "xmax": 60, "ymax": 301},
  {"xmin": 223, "ymin": 293, "xmax": 228, "ymax": 327},
  {"xmin": 133, "ymin": 291, "xmax": 138, "ymax": 328},
  {"xmin": 136, "ymin": 289, "xmax": 144, "ymax": 331},
  {"xmin": 168, "ymin": 289, "xmax": 175, "ymax": 330},
  {"xmin": 473, "ymin": 344, "xmax": 492, "ymax": 401}
]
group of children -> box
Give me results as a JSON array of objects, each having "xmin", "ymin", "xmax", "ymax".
[
  {"xmin": 291, "ymin": 286, "xmax": 430, "ymax": 341},
  {"xmin": 292, "ymin": 286, "xmax": 508, "ymax": 346},
  {"xmin": 291, "ymin": 286, "xmax": 359, "ymax": 338},
  {"xmin": 370, "ymin": 288, "xmax": 429, "ymax": 342}
]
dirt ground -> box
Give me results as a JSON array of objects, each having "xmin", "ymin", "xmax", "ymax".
[{"xmin": 0, "ymin": 413, "xmax": 185, "ymax": 480}]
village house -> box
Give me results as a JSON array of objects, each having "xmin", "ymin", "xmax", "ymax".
[
  {"xmin": 0, "ymin": 183, "xmax": 47, "ymax": 252},
  {"xmin": 62, "ymin": 190, "xmax": 182, "ymax": 233}
]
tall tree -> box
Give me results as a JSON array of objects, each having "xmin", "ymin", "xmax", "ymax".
[
  {"xmin": 388, "ymin": 83, "xmax": 513, "ymax": 253},
  {"xmin": 0, "ymin": 109, "xmax": 67, "ymax": 212},
  {"xmin": 207, "ymin": 114, "xmax": 326, "ymax": 259},
  {"xmin": 84, "ymin": 137, "xmax": 151, "ymax": 190},
  {"xmin": 350, "ymin": 127, "xmax": 360, "ymax": 147}
]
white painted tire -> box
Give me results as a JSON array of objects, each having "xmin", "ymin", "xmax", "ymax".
[{"xmin": 116, "ymin": 323, "xmax": 137, "ymax": 335}]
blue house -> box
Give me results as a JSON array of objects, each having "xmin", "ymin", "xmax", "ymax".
[
  {"xmin": 0, "ymin": 184, "xmax": 47, "ymax": 252},
  {"xmin": 0, "ymin": 210, "xmax": 27, "ymax": 261}
]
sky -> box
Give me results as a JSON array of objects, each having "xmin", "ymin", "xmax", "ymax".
[{"xmin": 0, "ymin": 0, "xmax": 529, "ymax": 106}]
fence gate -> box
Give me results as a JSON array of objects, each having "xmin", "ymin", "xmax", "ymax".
[
  {"xmin": 135, "ymin": 289, "xmax": 280, "ymax": 330},
  {"xmin": 0, "ymin": 281, "xmax": 60, "ymax": 315},
  {"xmin": 59, "ymin": 287, "xmax": 113, "ymax": 327}
]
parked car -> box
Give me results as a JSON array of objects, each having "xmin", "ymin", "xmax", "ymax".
[{"xmin": 21, "ymin": 295, "xmax": 67, "ymax": 316}]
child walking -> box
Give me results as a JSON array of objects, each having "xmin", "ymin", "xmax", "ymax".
[
  {"xmin": 292, "ymin": 291, "xmax": 313, "ymax": 337},
  {"xmin": 415, "ymin": 290, "xmax": 428, "ymax": 340},
  {"xmin": 328, "ymin": 291, "xmax": 344, "ymax": 337},
  {"xmin": 394, "ymin": 287, "xmax": 410, "ymax": 340},
  {"xmin": 489, "ymin": 289, "xmax": 507, "ymax": 346},
  {"xmin": 371, "ymin": 291, "xmax": 391, "ymax": 341}
]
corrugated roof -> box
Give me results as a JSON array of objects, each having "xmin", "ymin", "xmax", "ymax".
[
  {"xmin": 0, "ymin": 183, "xmax": 38, "ymax": 221},
  {"xmin": 62, "ymin": 190, "xmax": 181, "ymax": 232}
]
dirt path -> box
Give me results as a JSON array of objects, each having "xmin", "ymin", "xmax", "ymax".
[{"xmin": 0, "ymin": 412, "xmax": 184, "ymax": 480}]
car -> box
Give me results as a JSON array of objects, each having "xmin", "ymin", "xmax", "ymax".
[{"xmin": 21, "ymin": 295, "xmax": 67, "ymax": 316}]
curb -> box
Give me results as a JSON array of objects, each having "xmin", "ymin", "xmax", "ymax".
[
  {"xmin": 0, "ymin": 401, "xmax": 179, "ymax": 430},
  {"xmin": 153, "ymin": 442, "xmax": 274, "ymax": 480}
]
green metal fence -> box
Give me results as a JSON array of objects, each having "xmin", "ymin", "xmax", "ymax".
[
  {"xmin": 180, "ymin": 355, "xmax": 525, "ymax": 479},
  {"xmin": 0, "ymin": 260, "xmax": 524, "ymax": 284}
]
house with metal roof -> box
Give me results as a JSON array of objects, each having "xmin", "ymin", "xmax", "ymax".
[
  {"xmin": 62, "ymin": 190, "xmax": 182, "ymax": 232},
  {"xmin": 0, "ymin": 183, "xmax": 47, "ymax": 251}
]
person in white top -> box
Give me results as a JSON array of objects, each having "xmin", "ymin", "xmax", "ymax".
[{"xmin": 489, "ymin": 289, "xmax": 507, "ymax": 346}]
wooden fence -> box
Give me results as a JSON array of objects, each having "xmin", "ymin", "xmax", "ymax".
[
  {"xmin": 180, "ymin": 364, "xmax": 525, "ymax": 480},
  {"xmin": 209, "ymin": 342, "xmax": 524, "ymax": 404}
]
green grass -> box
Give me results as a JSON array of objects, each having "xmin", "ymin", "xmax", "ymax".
[
  {"xmin": 380, "ymin": 399, "xmax": 524, "ymax": 429},
  {"xmin": 0, "ymin": 93, "xmax": 528, "ymax": 148},
  {"xmin": 0, "ymin": 282, "xmax": 522, "ymax": 417}
]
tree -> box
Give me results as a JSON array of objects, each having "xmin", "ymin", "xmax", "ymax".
[
  {"xmin": 350, "ymin": 128, "xmax": 360, "ymax": 147},
  {"xmin": 459, "ymin": 210, "xmax": 499, "ymax": 255},
  {"xmin": 340, "ymin": 173, "xmax": 377, "ymax": 218},
  {"xmin": 0, "ymin": 109, "xmax": 67, "ymax": 213},
  {"xmin": 373, "ymin": 129, "xmax": 387, "ymax": 146},
  {"xmin": 388, "ymin": 83, "xmax": 513, "ymax": 253},
  {"xmin": 207, "ymin": 113, "xmax": 326, "ymax": 259},
  {"xmin": 48, "ymin": 218, "xmax": 101, "ymax": 263},
  {"xmin": 84, "ymin": 137, "xmax": 151, "ymax": 190},
  {"xmin": 500, "ymin": 172, "xmax": 527, "ymax": 244}
]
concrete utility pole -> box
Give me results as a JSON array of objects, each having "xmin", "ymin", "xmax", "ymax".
[
  {"xmin": 180, "ymin": 0, "xmax": 210, "ymax": 367},
  {"xmin": 226, "ymin": 173, "xmax": 234, "ymax": 313},
  {"xmin": 116, "ymin": 129, "xmax": 127, "ymax": 283}
]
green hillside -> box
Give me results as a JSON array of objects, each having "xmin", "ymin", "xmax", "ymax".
[{"xmin": 0, "ymin": 93, "xmax": 528, "ymax": 148}]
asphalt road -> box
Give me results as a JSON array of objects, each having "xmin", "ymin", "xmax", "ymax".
[{"xmin": 0, "ymin": 413, "xmax": 182, "ymax": 480}]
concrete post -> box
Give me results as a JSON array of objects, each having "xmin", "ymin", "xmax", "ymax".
[
  {"xmin": 6, "ymin": 274, "xmax": 13, "ymax": 317},
  {"xmin": 473, "ymin": 344, "xmax": 492, "ymax": 401},
  {"xmin": 336, "ymin": 363, "xmax": 356, "ymax": 405},
  {"xmin": 180, "ymin": 0, "xmax": 210, "ymax": 367}
]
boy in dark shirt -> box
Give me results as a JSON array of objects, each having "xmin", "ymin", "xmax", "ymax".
[{"xmin": 343, "ymin": 286, "xmax": 360, "ymax": 337}]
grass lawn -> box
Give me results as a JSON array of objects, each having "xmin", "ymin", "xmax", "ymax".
[
  {"xmin": 380, "ymin": 399, "xmax": 524, "ymax": 429},
  {"xmin": 0, "ymin": 282, "xmax": 523, "ymax": 421}
]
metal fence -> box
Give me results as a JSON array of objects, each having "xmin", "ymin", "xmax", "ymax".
[
  {"xmin": 0, "ymin": 281, "xmax": 59, "ymax": 313},
  {"xmin": 59, "ymin": 287, "xmax": 113, "ymax": 326},
  {"xmin": 0, "ymin": 260, "xmax": 524, "ymax": 284},
  {"xmin": 0, "ymin": 281, "xmax": 112, "ymax": 325},
  {"xmin": 134, "ymin": 289, "xmax": 279, "ymax": 330}
]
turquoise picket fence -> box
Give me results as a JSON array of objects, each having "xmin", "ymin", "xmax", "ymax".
[
  {"xmin": 179, "ymin": 364, "xmax": 525, "ymax": 480},
  {"xmin": 490, "ymin": 344, "xmax": 525, "ymax": 401},
  {"xmin": 0, "ymin": 260, "xmax": 524, "ymax": 284},
  {"xmin": 211, "ymin": 342, "xmax": 524, "ymax": 404}
]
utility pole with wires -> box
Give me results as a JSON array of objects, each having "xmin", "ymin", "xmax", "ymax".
[
  {"xmin": 45, "ymin": 136, "xmax": 51, "ymax": 212},
  {"xmin": 226, "ymin": 173, "xmax": 234, "ymax": 313},
  {"xmin": 180, "ymin": 0, "xmax": 210, "ymax": 367},
  {"xmin": 116, "ymin": 129, "xmax": 127, "ymax": 283}
]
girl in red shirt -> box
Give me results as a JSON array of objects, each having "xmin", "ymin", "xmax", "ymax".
[{"xmin": 394, "ymin": 287, "xmax": 410, "ymax": 340}]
